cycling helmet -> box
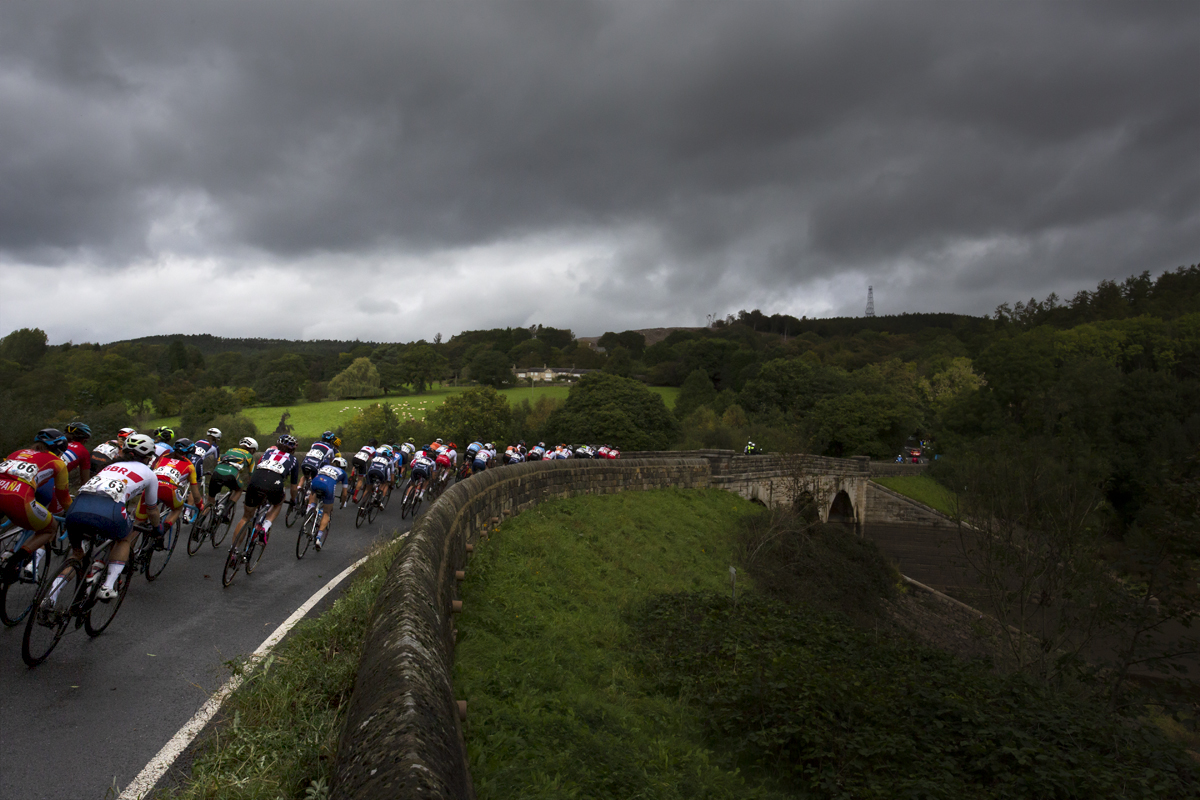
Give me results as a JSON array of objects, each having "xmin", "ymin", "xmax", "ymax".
[
  {"xmin": 239, "ymin": 436, "xmax": 258, "ymax": 452},
  {"xmin": 207, "ymin": 427, "xmax": 222, "ymax": 441},
  {"xmin": 65, "ymin": 422, "xmax": 92, "ymax": 440},
  {"xmin": 35, "ymin": 428, "xmax": 68, "ymax": 454},
  {"xmin": 118, "ymin": 427, "xmax": 136, "ymax": 440},
  {"xmin": 153, "ymin": 426, "xmax": 174, "ymax": 443},
  {"xmin": 368, "ymin": 437, "xmax": 379, "ymax": 447},
  {"xmin": 122, "ymin": 433, "xmax": 156, "ymax": 460},
  {"xmin": 435, "ymin": 438, "xmax": 444, "ymax": 445},
  {"xmin": 379, "ymin": 444, "xmax": 394, "ymax": 456},
  {"xmin": 333, "ymin": 456, "xmax": 348, "ymax": 469},
  {"xmin": 537, "ymin": 442, "xmax": 545, "ymax": 448},
  {"xmin": 173, "ymin": 438, "xmax": 195, "ymax": 456},
  {"xmin": 278, "ymin": 434, "xmax": 297, "ymax": 452},
  {"xmin": 321, "ymin": 430, "xmax": 336, "ymax": 443}
]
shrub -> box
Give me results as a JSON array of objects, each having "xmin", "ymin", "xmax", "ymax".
[
  {"xmin": 544, "ymin": 373, "xmax": 678, "ymax": 449},
  {"xmin": 180, "ymin": 388, "xmax": 242, "ymax": 437}
]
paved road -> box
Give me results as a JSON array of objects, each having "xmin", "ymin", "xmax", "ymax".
[{"xmin": 0, "ymin": 497, "xmax": 413, "ymax": 800}]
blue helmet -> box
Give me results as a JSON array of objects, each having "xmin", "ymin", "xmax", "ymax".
[
  {"xmin": 65, "ymin": 421, "xmax": 92, "ymax": 440},
  {"xmin": 322, "ymin": 430, "xmax": 337, "ymax": 443},
  {"xmin": 35, "ymin": 428, "xmax": 68, "ymax": 454},
  {"xmin": 173, "ymin": 438, "xmax": 195, "ymax": 456}
]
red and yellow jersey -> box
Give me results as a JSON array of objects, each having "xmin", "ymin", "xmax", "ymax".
[
  {"xmin": 153, "ymin": 454, "xmax": 198, "ymax": 490},
  {"xmin": 0, "ymin": 449, "xmax": 70, "ymax": 512}
]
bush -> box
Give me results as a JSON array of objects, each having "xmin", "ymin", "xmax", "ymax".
[
  {"xmin": 328, "ymin": 357, "xmax": 383, "ymax": 400},
  {"xmin": 256, "ymin": 371, "xmax": 302, "ymax": 406},
  {"xmin": 180, "ymin": 388, "xmax": 242, "ymax": 437},
  {"xmin": 544, "ymin": 373, "xmax": 678, "ymax": 449},
  {"xmin": 340, "ymin": 403, "xmax": 401, "ymax": 451},
  {"xmin": 426, "ymin": 386, "xmax": 511, "ymax": 445}
]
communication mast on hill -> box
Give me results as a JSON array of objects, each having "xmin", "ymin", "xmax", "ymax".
[{"xmin": 866, "ymin": 286, "xmax": 875, "ymax": 317}]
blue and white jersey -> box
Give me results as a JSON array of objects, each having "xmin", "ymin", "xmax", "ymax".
[
  {"xmin": 316, "ymin": 463, "xmax": 347, "ymax": 486},
  {"xmin": 302, "ymin": 441, "xmax": 336, "ymax": 472},
  {"xmin": 366, "ymin": 453, "xmax": 393, "ymax": 480},
  {"xmin": 255, "ymin": 446, "xmax": 301, "ymax": 484},
  {"xmin": 353, "ymin": 445, "xmax": 376, "ymax": 465}
]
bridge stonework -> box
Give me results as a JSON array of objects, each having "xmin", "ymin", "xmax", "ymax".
[
  {"xmin": 627, "ymin": 450, "xmax": 871, "ymax": 525},
  {"xmin": 332, "ymin": 452, "xmax": 906, "ymax": 799}
]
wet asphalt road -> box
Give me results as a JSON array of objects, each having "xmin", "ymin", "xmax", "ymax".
[{"xmin": 0, "ymin": 497, "xmax": 412, "ymax": 800}]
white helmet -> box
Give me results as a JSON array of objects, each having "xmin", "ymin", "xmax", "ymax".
[
  {"xmin": 122, "ymin": 433, "xmax": 156, "ymax": 460},
  {"xmin": 207, "ymin": 427, "xmax": 222, "ymax": 441},
  {"xmin": 239, "ymin": 436, "xmax": 258, "ymax": 452}
]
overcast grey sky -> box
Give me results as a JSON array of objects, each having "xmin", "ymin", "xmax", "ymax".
[{"xmin": 1, "ymin": 1, "xmax": 1196, "ymax": 344}]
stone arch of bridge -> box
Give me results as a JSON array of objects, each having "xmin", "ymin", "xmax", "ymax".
[{"xmin": 828, "ymin": 489, "xmax": 856, "ymax": 524}]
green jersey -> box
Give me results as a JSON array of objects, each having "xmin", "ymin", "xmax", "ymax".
[{"xmin": 214, "ymin": 447, "xmax": 255, "ymax": 491}]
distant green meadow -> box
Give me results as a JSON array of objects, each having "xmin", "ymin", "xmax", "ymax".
[{"xmin": 151, "ymin": 383, "xmax": 680, "ymax": 439}]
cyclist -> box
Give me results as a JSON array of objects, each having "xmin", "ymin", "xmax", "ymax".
[
  {"xmin": 398, "ymin": 441, "xmax": 415, "ymax": 476},
  {"xmin": 574, "ymin": 444, "xmax": 596, "ymax": 459},
  {"xmin": 528, "ymin": 442, "xmax": 547, "ymax": 461},
  {"xmin": 471, "ymin": 444, "xmax": 493, "ymax": 475},
  {"xmin": 351, "ymin": 438, "xmax": 378, "ymax": 500},
  {"xmin": 0, "ymin": 429, "xmax": 72, "ymax": 583},
  {"xmin": 61, "ymin": 421, "xmax": 93, "ymax": 491},
  {"xmin": 465, "ymin": 441, "xmax": 482, "ymax": 463},
  {"xmin": 435, "ymin": 444, "xmax": 454, "ymax": 486},
  {"xmin": 152, "ymin": 426, "xmax": 175, "ymax": 458},
  {"xmin": 301, "ymin": 431, "xmax": 338, "ymax": 489},
  {"xmin": 49, "ymin": 433, "xmax": 163, "ymax": 605},
  {"xmin": 230, "ymin": 434, "xmax": 299, "ymax": 555},
  {"xmin": 365, "ymin": 444, "xmax": 395, "ymax": 503},
  {"xmin": 744, "ymin": 441, "xmax": 758, "ymax": 455},
  {"xmin": 192, "ymin": 427, "xmax": 222, "ymax": 494},
  {"xmin": 207, "ymin": 437, "xmax": 258, "ymax": 523},
  {"xmin": 151, "ymin": 438, "xmax": 202, "ymax": 529},
  {"xmin": 91, "ymin": 427, "xmax": 135, "ymax": 473},
  {"xmin": 308, "ymin": 456, "xmax": 349, "ymax": 550},
  {"xmin": 409, "ymin": 446, "xmax": 436, "ymax": 497}
]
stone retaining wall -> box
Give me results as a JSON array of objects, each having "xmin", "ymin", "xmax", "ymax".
[
  {"xmin": 869, "ymin": 462, "xmax": 930, "ymax": 477},
  {"xmin": 331, "ymin": 458, "xmax": 710, "ymax": 800}
]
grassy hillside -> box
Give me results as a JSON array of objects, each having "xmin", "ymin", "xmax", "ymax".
[{"xmin": 872, "ymin": 474, "xmax": 957, "ymax": 516}]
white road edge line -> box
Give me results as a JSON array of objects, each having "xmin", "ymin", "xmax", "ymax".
[{"xmin": 117, "ymin": 553, "xmax": 373, "ymax": 800}]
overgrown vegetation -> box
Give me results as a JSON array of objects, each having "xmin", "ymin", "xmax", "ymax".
[
  {"xmin": 873, "ymin": 474, "xmax": 958, "ymax": 516},
  {"xmin": 456, "ymin": 491, "xmax": 1196, "ymax": 799},
  {"xmin": 155, "ymin": 532, "xmax": 408, "ymax": 800}
]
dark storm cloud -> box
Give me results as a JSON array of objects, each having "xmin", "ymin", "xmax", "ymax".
[{"xmin": 0, "ymin": 0, "xmax": 1196, "ymax": 325}]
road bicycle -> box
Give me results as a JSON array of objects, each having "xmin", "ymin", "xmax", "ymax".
[
  {"xmin": 399, "ymin": 476, "xmax": 427, "ymax": 520},
  {"xmin": 21, "ymin": 525, "xmax": 145, "ymax": 666},
  {"xmin": 186, "ymin": 489, "xmax": 235, "ymax": 555},
  {"xmin": 0, "ymin": 516, "xmax": 67, "ymax": 627},
  {"xmin": 222, "ymin": 504, "xmax": 270, "ymax": 587},
  {"xmin": 297, "ymin": 501, "xmax": 332, "ymax": 559},
  {"xmin": 139, "ymin": 503, "xmax": 184, "ymax": 582},
  {"xmin": 355, "ymin": 480, "xmax": 387, "ymax": 528},
  {"xmin": 284, "ymin": 482, "xmax": 310, "ymax": 529}
]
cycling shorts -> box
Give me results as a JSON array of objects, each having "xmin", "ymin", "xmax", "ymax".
[
  {"xmin": 157, "ymin": 479, "xmax": 188, "ymax": 512},
  {"xmin": 311, "ymin": 474, "xmax": 340, "ymax": 505},
  {"xmin": 436, "ymin": 453, "xmax": 452, "ymax": 468},
  {"xmin": 301, "ymin": 460, "xmax": 323, "ymax": 478},
  {"xmin": 366, "ymin": 466, "xmax": 390, "ymax": 485},
  {"xmin": 245, "ymin": 469, "xmax": 287, "ymax": 509},
  {"xmin": 352, "ymin": 455, "xmax": 370, "ymax": 474},
  {"xmin": 0, "ymin": 484, "xmax": 52, "ymax": 533},
  {"xmin": 471, "ymin": 458, "xmax": 488, "ymax": 474},
  {"xmin": 410, "ymin": 463, "xmax": 432, "ymax": 481},
  {"xmin": 208, "ymin": 472, "xmax": 241, "ymax": 499},
  {"xmin": 66, "ymin": 493, "xmax": 130, "ymax": 549}
]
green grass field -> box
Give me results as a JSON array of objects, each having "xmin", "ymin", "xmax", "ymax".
[
  {"xmin": 873, "ymin": 474, "xmax": 957, "ymax": 516},
  {"xmin": 151, "ymin": 383, "xmax": 681, "ymax": 438}
]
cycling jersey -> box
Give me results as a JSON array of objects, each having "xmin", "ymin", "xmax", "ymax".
[
  {"xmin": 245, "ymin": 446, "xmax": 300, "ymax": 508},
  {"xmin": 151, "ymin": 454, "xmax": 198, "ymax": 512},
  {"xmin": 366, "ymin": 454, "xmax": 393, "ymax": 483},
  {"xmin": 154, "ymin": 441, "xmax": 172, "ymax": 458},
  {"xmin": 410, "ymin": 452, "xmax": 435, "ymax": 480},
  {"xmin": 471, "ymin": 449, "xmax": 492, "ymax": 473},
  {"xmin": 192, "ymin": 439, "xmax": 220, "ymax": 478},
  {"xmin": 529, "ymin": 446, "xmax": 546, "ymax": 461},
  {"xmin": 353, "ymin": 446, "xmax": 376, "ymax": 470},
  {"xmin": 213, "ymin": 447, "xmax": 256, "ymax": 491},
  {"xmin": 311, "ymin": 464, "xmax": 347, "ymax": 505},
  {"xmin": 302, "ymin": 442, "xmax": 336, "ymax": 475},
  {"xmin": 62, "ymin": 441, "xmax": 92, "ymax": 478},
  {"xmin": 574, "ymin": 445, "xmax": 596, "ymax": 459},
  {"xmin": 80, "ymin": 461, "xmax": 159, "ymax": 506},
  {"xmin": 70, "ymin": 461, "xmax": 159, "ymax": 547},
  {"xmin": 0, "ymin": 449, "xmax": 70, "ymax": 512},
  {"xmin": 90, "ymin": 440, "xmax": 123, "ymax": 472}
]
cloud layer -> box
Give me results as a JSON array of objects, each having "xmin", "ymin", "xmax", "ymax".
[{"xmin": 1, "ymin": 1, "xmax": 1196, "ymax": 342}]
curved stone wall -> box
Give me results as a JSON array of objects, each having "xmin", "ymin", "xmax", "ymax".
[{"xmin": 331, "ymin": 457, "xmax": 710, "ymax": 800}]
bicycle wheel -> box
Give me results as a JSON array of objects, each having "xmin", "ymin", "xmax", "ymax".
[
  {"xmin": 1, "ymin": 546, "xmax": 50, "ymax": 627},
  {"xmin": 355, "ymin": 496, "xmax": 370, "ymax": 528},
  {"xmin": 22, "ymin": 559, "xmax": 81, "ymax": 667},
  {"xmin": 84, "ymin": 561, "xmax": 132, "ymax": 636},
  {"xmin": 284, "ymin": 493, "xmax": 303, "ymax": 528},
  {"xmin": 187, "ymin": 505, "xmax": 213, "ymax": 556},
  {"xmin": 297, "ymin": 509, "xmax": 316, "ymax": 559},
  {"xmin": 211, "ymin": 499, "xmax": 233, "ymax": 548},
  {"xmin": 380, "ymin": 487, "xmax": 391, "ymax": 510},
  {"xmin": 221, "ymin": 544, "xmax": 241, "ymax": 587},
  {"xmin": 244, "ymin": 531, "xmax": 266, "ymax": 574},
  {"xmin": 367, "ymin": 490, "xmax": 381, "ymax": 523},
  {"xmin": 144, "ymin": 517, "xmax": 179, "ymax": 581},
  {"xmin": 410, "ymin": 489, "xmax": 423, "ymax": 518}
]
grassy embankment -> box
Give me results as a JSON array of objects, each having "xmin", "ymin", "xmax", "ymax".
[
  {"xmin": 149, "ymin": 384, "xmax": 680, "ymax": 438},
  {"xmin": 155, "ymin": 532, "xmax": 409, "ymax": 800},
  {"xmin": 873, "ymin": 473, "xmax": 957, "ymax": 516},
  {"xmin": 456, "ymin": 490, "xmax": 1195, "ymax": 799}
]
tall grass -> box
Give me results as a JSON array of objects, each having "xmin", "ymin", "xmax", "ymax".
[{"xmin": 873, "ymin": 474, "xmax": 957, "ymax": 516}]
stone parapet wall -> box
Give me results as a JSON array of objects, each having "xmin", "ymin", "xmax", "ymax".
[{"xmin": 331, "ymin": 458, "xmax": 711, "ymax": 800}]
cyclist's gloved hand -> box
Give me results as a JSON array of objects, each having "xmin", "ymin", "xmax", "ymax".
[{"xmin": 154, "ymin": 523, "xmax": 165, "ymax": 538}]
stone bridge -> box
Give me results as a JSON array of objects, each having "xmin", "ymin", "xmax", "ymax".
[{"xmin": 628, "ymin": 449, "xmax": 871, "ymax": 525}]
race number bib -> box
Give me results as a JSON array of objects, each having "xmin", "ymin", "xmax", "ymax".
[
  {"xmin": 306, "ymin": 448, "xmax": 325, "ymax": 462},
  {"xmin": 82, "ymin": 474, "xmax": 128, "ymax": 503},
  {"xmin": 260, "ymin": 456, "xmax": 289, "ymax": 474},
  {"xmin": 0, "ymin": 459, "xmax": 39, "ymax": 484},
  {"xmin": 371, "ymin": 456, "xmax": 390, "ymax": 468},
  {"xmin": 155, "ymin": 465, "xmax": 185, "ymax": 485},
  {"xmin": 318, "ymin": 465, "xmax": 342, "ymax": 480}
]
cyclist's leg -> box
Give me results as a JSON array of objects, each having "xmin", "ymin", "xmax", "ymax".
[
  {"xmin": 0, "ymin": 493, "xmax": 56, "ymax": 579},
  {"xmin": 66, "ymin": 494, "xmax": 132, "ymax": 597},
  {"xmin": 232, "ymin": 485, "xmax": 263, "ymax": 550}
]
